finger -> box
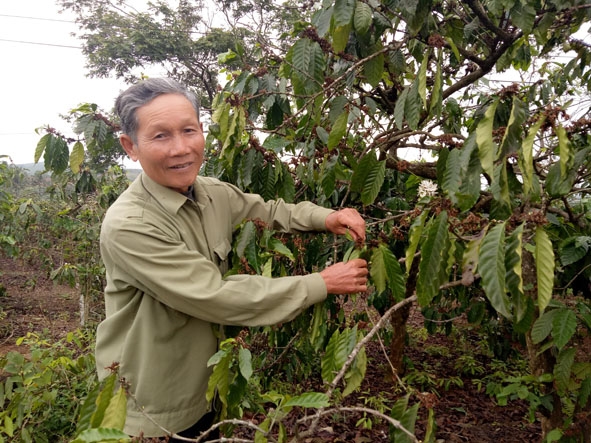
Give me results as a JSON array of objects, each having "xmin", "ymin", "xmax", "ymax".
[
  {"xmin": 348, "ymin": 258, "xmax": 367, "ymax": 268},
  {"xmin": 347, "ymin": 226, "xmax": 364, "ymax": 242}
]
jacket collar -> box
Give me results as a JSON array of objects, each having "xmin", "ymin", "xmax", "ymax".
[{"xmin": 139, "ymin": 172, "xmax": 212, "ymax": 214}]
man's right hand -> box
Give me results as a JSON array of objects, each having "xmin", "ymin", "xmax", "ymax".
[{"xmin": 319, "ymin": 258, "xmax": 369, "ymax": 294}]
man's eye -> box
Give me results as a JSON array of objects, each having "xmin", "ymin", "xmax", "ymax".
[{"xmin": 154, "ymin": 133, "xmax": 166, "ymax": 139}]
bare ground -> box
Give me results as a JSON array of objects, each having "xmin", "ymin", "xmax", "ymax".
[{"xmin": 0, "ymin": 254, "xmax": 542, "ymax": 442}]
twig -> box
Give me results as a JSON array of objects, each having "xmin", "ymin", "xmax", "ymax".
[
  {"xmin": 364, "ymin": 307, "xmax": 406, "ymax": 390},
  {"xmin": 298, "ymin": 407, "xmax": 419, "ymax": 442},
  {"xmin": 327, "ymin": 295, "xmax": 417, "ymax": 399},
  {"xmin": 297, "ymin": 295, "xmax": 418, "ymax": 440}
]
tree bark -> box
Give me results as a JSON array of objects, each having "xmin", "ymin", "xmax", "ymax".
[
  {"xmin": 389, "ymin": 259, "xmax": 419, "ymax": 374},
  {"xmin": 522, "ymin": 250, "xmax": 563, "ymax": 436}
]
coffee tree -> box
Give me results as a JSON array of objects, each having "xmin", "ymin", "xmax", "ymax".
[{"xmin": 40, "ymin": 0, "xmax": 591, "ymax": 440}]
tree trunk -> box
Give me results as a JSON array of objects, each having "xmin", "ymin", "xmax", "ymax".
[
  {"xmin": 522, "ymin": 250, "xmax": 563, "ymax": 437},
  {"xmin": 390, "ymin": 303, "xmax": 411, "ymax": 374},
  {"xmin": 389, "ymin": 259, "xmax": 419, "ymax": 375},
  {"xmin": 525, "ymin": 331, "xmax": 563, "ymax": 435}
]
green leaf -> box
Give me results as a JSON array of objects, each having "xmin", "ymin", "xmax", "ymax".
[
  {"xmin": 370, "ymin": 243, "xmax": 405, "ymax": 300},
  {"xmin": 442, "ymin": 148, "xmax": 461, "ymax": 203},
  {"xmin": 416, "ymin": 211, "xmax": 450, "ymax": 306},
  {"xmin": 554, "ymin": 348, "xmax": 576, "ymax": 392},
  {"xmin": 77, "ymin": 379, "xmax": 103, "ymax": 433},
  {"xmin": 350, "ymin": 152, "xmax": 386, "ymax": 204},
  {"xmin": 321, "ymin": 329, "xmax": 340, "ymax": 383},
  {"xmin": 535, "ymin": 227, "xmax": 554, "ymax": 315},
  {"xmin": 328, "ymin": 111, "xmax": 348, "ymax": 150},
  {"xmin": 491, "ymin": 160, "xmax": 511, "ymax": 211},
  {"xmin": 556, "ymin": 124, "xmax": 574, "ymax": 179},
  {"xmin": 332, "ymin": 24, "xmax": 351, "ymax": 53},
  {"xmin": 207, "ymin": 351, "xmax": 232, "ymax": 405},
  {"xmin": 462, "ymin": 228, "xmax": 486, "ymax": 285},
  {"xmin": 479, "ymin": 222, "xmax": 512, "ymax": 319},
  {"xmin": 283, "ymin": 392, "xmax": 330, "ymax": 408},
  {"xmin": 510, "ymin": 1, "xmax": 537, "ymax": 33},
  {"xmin": 207, "ymin": 345, "xmax": 231, "ymax": 367},
  {"xmin": 405, "ymin": 80, "xmax": 422, "ymax": 130},
  {"xmin": 476, "ymin": 100, "xmax": 499, "ymax": 178},
  {"xmin": 531, "ymin": 310, "xmax": 556, "ymax": 344},
  {"xmin": 262, "ymin": 257, "xmax": 273, "ymax": 277},
  {"xmin": 313, "ymin": 5, "xmax": 333, "ymax": 37},
  {"xmin": 321, "ymin": 327, "xmax": 357, "ymax": 384},
  {"xmin": 505, "ymin": 224, "xmax": 525, "ymax": 322},
  {"xmin": 238, "ymin": 348, "xmax": 253, "ymax": 381},
  {"xmin": 457, "ymin": 134, "xmax": 482, "ymax": 211},
  {"xmin": 236, "ymin": 221, "xmax": 260, "ymax": 273},
  {"xmin": 519, "ymin": 116, "xmax": 545, "ymax": 196},
  {"xmin": 333, "ymin": 0, "xmax": 355, "ymax": 27},
  {"xmin": 277, "ymin": 161, "xmax": 296, "ymax": 203},
  {"xmin": 390, "ymin": 396, "xmax": 419, "ymax": 443},
  {"xmin": 361, "ymin": 159, "xmax": 386, "ymax": 205},
  {"xmin": 262, "ymin": 136, "xmax": 291, "ymax": 153},
  {"xmin": 70, "ymin": 141, "xmax": 85, "ymax": 174},
  {"xmin": 405, "ymin": 210, "xmax": 428, "ymax": 274},
  {"xmin": 100, "ymin": 387, "xmax": 127, "ymax": 430},
  {"xmin": 3, "ymin": 416, "xmax": 13, "ymax": 438},
  {"xmin": 320, "ymin": 157, "xmax": 337, "ymax": 198},
  {"xmin": 268, "ymin": 238, "xmax": 295, "ymax": 261},
  {"xmin": 394, "ymin": 87, "xmax": 410, "ymax": 130},
  {"xmin": 343, "ymin": 345, "xmax": 367, "ymax": 397},
  {"xmin": 370, "ymin": 244, "xmax": 389, "ymax": 295},
  {"xmin": 578, "ymin": 377, "xmax": 591, "ymax": 408},
  {"xmin": 418, "ymin": 51, "xmax": 429, "ymax": 108},
  {"xmin": 91, "ymin": 373, "xmax": 116, "ymax": 429},
  {"xmin": 499, "ymin": 97, "xmax": 527, "ymax": 158},
  {"xmin": 552, "ymin": 309, "xmax": 577, "ymax": 351},
  {"xmin": 287, "ymin": 39, "xmax": 326, "ymax": 95},
  {"xmin": 353, "ymin": 2, "xmax": 372, "ymax": 34},
  {"xmin": 44, "ymin": 134, "xmax": 69, "ymax": 175},
  {"xmin": 429, "ymin": 54, "xmax": 443, "ymax": 116},
  {"xmin": 546, "ymin": 161, "xmax": 577, "ymax": 197},
  {"xmin": 351, "ymin": 152, "xmax": 376, "ymax": 193},
  {"xmin": 364, "ymin": 49, "xmax": 385, "ymax": 88},
  {"xmin": 309, "ymin": 302, "xmax": 329, "ymax": 351},
  {"xmin": 70, "ymin": 428, "xmax": 130, "ymax": 443},
  {"xmin": 559, "ymin": 236, "xmax": 591, "ymax": 266},
  {"xmin": 35, "ymin": 133, "xmax": 50, "ymax": 164}
]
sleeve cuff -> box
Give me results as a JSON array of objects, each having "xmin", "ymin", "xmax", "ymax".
[
  {"xmin": 311, "ymin": 207, "xmax": 336, "ymax": 231},
  {"xmin": 304, "ymin": 273, "xmax": 328, "ymax": 306}
]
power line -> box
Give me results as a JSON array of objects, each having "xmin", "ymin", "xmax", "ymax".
[
  {"xmin": 0, "ymin": 38, "xmax": 80, "ymax": 49},
  {"xmin": 0, "ymin": 13, "xmax": 74, "ymax": 24}
]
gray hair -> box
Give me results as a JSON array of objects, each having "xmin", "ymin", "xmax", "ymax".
[{"xmin": 115, "ymin": 78, "xmax": 200, "ymax": 143}]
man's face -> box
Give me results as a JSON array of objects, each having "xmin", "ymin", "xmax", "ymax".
[{"xmin": 120, "ymin": 93, "xmax": 205, "ymax": 193}]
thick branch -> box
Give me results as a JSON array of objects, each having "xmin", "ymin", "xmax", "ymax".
[{"xmin": 463, "ymin": 0, "xmax": 514, "ymax": 40}]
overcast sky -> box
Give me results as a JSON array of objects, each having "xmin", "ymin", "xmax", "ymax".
[
  {"xmin": 0, "ymin": 1, "xmax": 135, "ymax": 165},
  {"xmin": 1, "ymin": 2, "xmax": 589, "ymax": 167}
]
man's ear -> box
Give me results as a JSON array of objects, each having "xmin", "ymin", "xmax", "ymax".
[{"xmin": 120, "ymin": 134, "xmax": 138, "ymax": 161}]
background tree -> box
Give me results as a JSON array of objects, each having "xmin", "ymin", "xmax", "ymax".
[{"xmin": 39, "ymin": 0, "xmax": 591, "ymax": 440}]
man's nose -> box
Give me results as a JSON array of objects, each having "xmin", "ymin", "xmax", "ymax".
[{"xmin": 170, "ymin": 134, "xmax": 191, "ymax": 155}]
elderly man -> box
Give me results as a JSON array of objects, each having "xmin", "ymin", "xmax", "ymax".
[{"xmin": 95, "ymin": 78, "xmax": 368, "ymax": 441}]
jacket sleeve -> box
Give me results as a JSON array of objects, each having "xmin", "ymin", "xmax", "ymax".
[
  {"xmin": 221, "ymin": 181, "xmax": 335, "ymax": 232},
  {"xmin": 103, "ymin": 219, "xmax": 327, "ymax": 326}
]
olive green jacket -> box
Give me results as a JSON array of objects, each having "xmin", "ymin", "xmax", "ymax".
[{"xmin": 96, "ymin": 173, "xmax": 333, "ymax": 437}]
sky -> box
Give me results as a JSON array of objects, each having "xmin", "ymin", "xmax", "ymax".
[
  {"xmin": 0, "ymin": 1, "xmax": 134, "ymax": 166},
  {"xmin": 0, "ymin": 2, "xmax": 589, "ymax": 167}
]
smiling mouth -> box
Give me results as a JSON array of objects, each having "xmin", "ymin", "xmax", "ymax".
[{"xmin": 170, "ymin": 162, "xmax": 193, "ymax": 170}]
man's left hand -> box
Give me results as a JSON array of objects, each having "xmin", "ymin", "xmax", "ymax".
[{"xmin": 325, "ymin": 208, "xmax": 366, "ymax": 243}]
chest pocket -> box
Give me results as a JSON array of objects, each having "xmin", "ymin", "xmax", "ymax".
[{"xmin": 213, "ymin": 238, "xmax": 232, "ymax": 274}]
